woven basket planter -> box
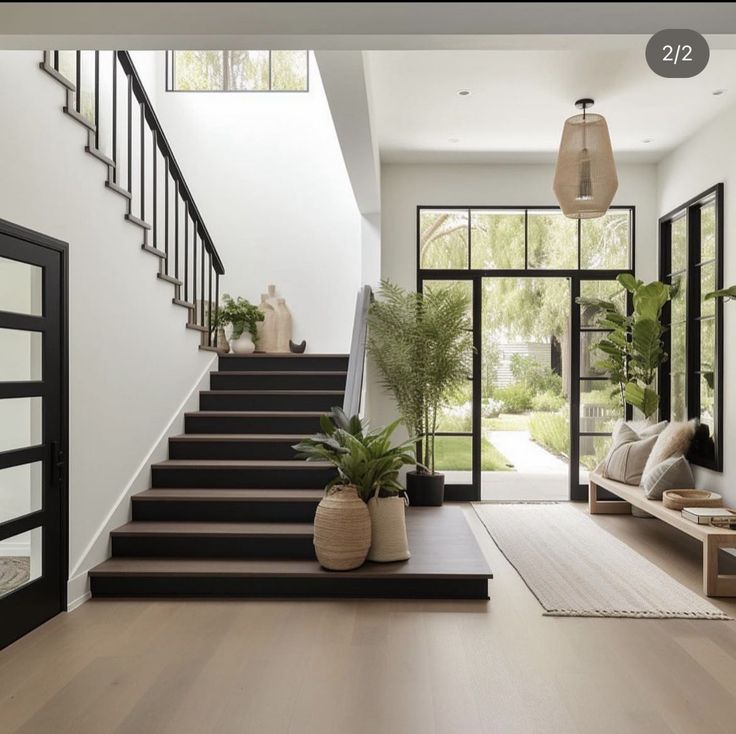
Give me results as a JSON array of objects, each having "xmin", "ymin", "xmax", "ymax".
[
  {"xmin": 313, "ymin": 485, "xmax": 371, "ymax": 571},
  {"xmin": 367, "ymin": 495, "xmax": 411, "ymax": 562}
]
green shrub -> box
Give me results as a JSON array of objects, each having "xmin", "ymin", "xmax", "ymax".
[
  {"xmin": 531, "ymin": 390, "xmax": 566, "ymax": 412},
  {"xmin": 510, "ymin": 354, "xmax": 563, "ymax": 395},
  {"xmin": 493, "ymin": 383, "xmax": 533, "ymax": 414},
  {"xmin": 529, "ymin": 411, "xmax": 570, "ymax": 457}
]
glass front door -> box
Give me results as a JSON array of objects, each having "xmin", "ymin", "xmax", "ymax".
[{"xmin": 0, "ymin": 222, "xmax": 66, "ymax": 649}]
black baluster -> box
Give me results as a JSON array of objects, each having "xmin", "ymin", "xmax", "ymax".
[
  {"xmin": 183, "ymin": 204, "xmax": 189, "ymax": 301},
  {"xmin": 174, "ymin": 180, "xmax": 180, "ymax": 295},
  {"xmin": 152, "ymin": 130, "xmax": 157, "ymax": 250},
  {"xmin": 208, "ymin": 250, "xmax": 213, "ymax": 346},
  {"xmin": 140, "ymin": 103, "xmax": 145, "ymax": 222},
  {"xmin": 75, "ymin": 51, "xmax": 81, "ymax": 113},
  {"xmin": 112, "ymin": 52, "xmax": 117, "ymax": 182},
  {"xmin": 193, "ymin": 226, "xmax": 198, "ymax": 323},
  {"xmin": 164, "ymin": 159, "xmax": 169, "ymax": 273},
  {"xmin": 127, "ymin": 74, "xmax": 132, "ymax": 196},
  {"xmin": 214, "ymin": 272, "xmax": 220, "ymax": 349},
  {"xmin": 53, "ymin": 50, "xmax": 59, "ymax": 71},
  {"xmin": 200, "ymin": 240, "xmax": 205, "ymax": 327},
  {"xmin": 94, "ymin": 51, "xmax": 99, "ymax": 148}
]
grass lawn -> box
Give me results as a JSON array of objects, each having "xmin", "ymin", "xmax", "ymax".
[
  {"xmin": 434, "ymin": 435, "xmax": 512, "ymax": 472},
  {"xmin": 482, "ymin": 413, "xmax": 531, "ymax": 432}
]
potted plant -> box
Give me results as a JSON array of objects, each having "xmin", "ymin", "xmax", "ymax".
[
  {"xmin": 214, "ymin": 294, "xmax": 264, "ymax": 354},
  {"xmin": 576, "ymin": 274, "xmax": 673, "ymax": 419},
  {"xmin": 367, "ymin": 280, "xmax": 473, "ymax": 506},
  {"xmin": 293, "ymin": 408, "xmax": 416, "ymax": 569}
]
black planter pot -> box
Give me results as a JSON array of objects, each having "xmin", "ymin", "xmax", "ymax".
[{"xmin": 406, "ymin": 471, "xmax": 445, "ymax": 507}]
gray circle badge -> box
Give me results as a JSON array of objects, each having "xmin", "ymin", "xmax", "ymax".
[{"xmin": 646, "ymin": 29, "xmax": 710, "ymax": 78}]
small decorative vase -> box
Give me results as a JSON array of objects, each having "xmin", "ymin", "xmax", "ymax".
[
  {"xmin": 367, "ymin": 494, "xmax": 410, "ymax": 562},
  {"xmin": 313, "ymin": 485, "xmax": 371, "ymax": 571},
  {"xmin": 230, "ymin": 331, "xmax": 255, "ymax": 355},
  {"xmin": 274, "ymin": 297, "xmax": 293, "ymax": 353},
  {"xmin": 258, "ymin": 290, "xmax": 278, "ymax": 352},
  {"xmin": 215, "ymin": 327, "xmax": 229, "ymax": 354}
]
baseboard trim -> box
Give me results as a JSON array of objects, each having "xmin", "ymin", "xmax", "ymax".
[
  {"xmin": 67, "ymin": 589, "xmax": 91, "ymax": 612},
  {"xmin": 66, "ymin": 355, "xmax": 216, "ymax": 604}
]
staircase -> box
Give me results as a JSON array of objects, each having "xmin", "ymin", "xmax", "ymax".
[{"xmin": 90, "ymin": 353, "xmax": 347, "ymax": 596}]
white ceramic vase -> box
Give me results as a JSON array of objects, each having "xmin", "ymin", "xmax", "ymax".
[{"xmin": 230, "ymin": 330, "xmax": 255, "ymax": 354}]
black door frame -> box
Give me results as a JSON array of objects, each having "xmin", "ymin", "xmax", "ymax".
[
  {"xmin": 416, "ymin": 205, "xmax": 635, "ymax": 502},
  {"xmin": 0, "ymin": 218, "xmax": 68, "ymax": 648}
]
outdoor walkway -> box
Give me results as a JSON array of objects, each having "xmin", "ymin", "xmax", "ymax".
[{"xmin": 487, "ymin": 430, "xmax": 567, "ymax": 474}]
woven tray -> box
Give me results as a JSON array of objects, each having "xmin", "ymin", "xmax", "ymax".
[{"xmin": 662, "ymin": 489, "xmax": 723, "ymax": 511}]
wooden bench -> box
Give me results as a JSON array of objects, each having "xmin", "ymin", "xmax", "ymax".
[{"xmin": 589, "ymin": 472, "xmax": 736, "ymax": 597}]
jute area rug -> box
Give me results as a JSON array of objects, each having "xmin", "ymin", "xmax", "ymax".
[{"xmin": 473, "ymin": 502, "xmax": 730, "ymax": 620}]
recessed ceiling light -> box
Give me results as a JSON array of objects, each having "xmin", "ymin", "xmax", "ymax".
[
  {"xmin": 713, "ymin": 89, "xmax": 726, "ymax": 96},
  {"xmin": 457, "ymin": 89, "xmax": 471, "ymax": 96},
  {"xmin": 448, "ymin": 137, "xmax": 460, "ymax": 143},
  {"xmin": 642, "ymin": 138, "xmax": 654, "ymax": 144}
]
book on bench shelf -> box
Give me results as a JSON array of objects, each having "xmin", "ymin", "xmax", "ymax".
[{"xmin": 682, "ymin": 507, "xmax": 736, "ymax": 528}]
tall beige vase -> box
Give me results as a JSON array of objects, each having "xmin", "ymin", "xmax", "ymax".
[
  {"xmin": 313, "ymin": 486, "xmax": 371, "ymax": 571},
  {"xmin": 274, "ymin": 297, "xmax": 293, "ymax": 353},
  {"xmin": 367, "ymin": 494, "xmax": 411, "ymax": 562},
  {"xmin": 257, "ymin": 290, "xmax": 278, "ymax": 352}
]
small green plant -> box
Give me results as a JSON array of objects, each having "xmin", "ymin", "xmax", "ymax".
[
  {"xmin": 509, "ymin": 354, "xmax": 563, "ymax": 396},
  {"xmin": 214, "ymin": 294, "xmax": 264, "ymax": 339},
  {"xmin": 293, "ymin": 407, "xmax": 416, "ymax": 501},
  {"xmin": 531, "ymin": 390, "xmax": 566, "ymax": 412},
  {"xmin": 576, "ymin": 273, "xmax": 673, "ymax": 419},
  {"xmin": 493, "ymin": 383, "xmax": 534, "ymax": 414}
]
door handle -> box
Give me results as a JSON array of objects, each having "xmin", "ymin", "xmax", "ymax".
[{"xmin": 50, "ymin": 441, "xmax": 65, "ymax": 486}]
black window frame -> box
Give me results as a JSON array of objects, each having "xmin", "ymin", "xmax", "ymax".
[
  {"xmin": 416, "ymin": 204, "xmax": 636, "ymax": 502},
  {"xmin": 165, "ymin": 50, "xmax": 310, "ymax": 93},
  {"xmin": 659, "ymin": 184, "xmax": 724, "ymax": 472}
]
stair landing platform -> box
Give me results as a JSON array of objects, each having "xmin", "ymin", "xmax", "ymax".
[{"xmin": 90, "ymin": 507, "xmax": 492, "ymax": 600}]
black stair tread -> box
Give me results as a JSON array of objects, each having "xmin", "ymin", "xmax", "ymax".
[
  {"xmin": 211, "ymin": 370, "xmax": 347, "ymax": 376},
  {"xmin": 171, "ymin": 433, "xmax": 307, "ymax": 442},
  {"xmin": 111, "ymin": 521, "xmax": 314, "ymax": 537},
  {"xmin": 186, "ymin": 411, "xmax": 326, "ymax": 417},
  {"xmin": 201, "ymin": 389, "xmax": 344, "ymax": 395},
  {"xmin": 152, "ymin": 459, "xmax": 329, "ymax": 469},
  {"xmin": 133, "ymin": 488, "xmax": 324, "ymax": 501},
  {"xmin": 219, "ymin": 353, "xmax": 348, "ymax": 359}
]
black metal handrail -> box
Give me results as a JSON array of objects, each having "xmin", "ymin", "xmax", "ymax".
[
  {"xmin": 343, "ymin": 285, "xmax": 372, "ymax": 417},
  {"xmin": 43, "ymin": 50, "xmax": 225, "ymax": 349}
]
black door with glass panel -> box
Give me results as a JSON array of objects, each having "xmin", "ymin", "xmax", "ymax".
[{"xmin": 0, "ymin": 220, "xmax": 67, "ymax": 649}]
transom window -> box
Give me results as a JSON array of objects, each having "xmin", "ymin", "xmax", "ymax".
[
  {"xmin": 166, "ymin": 50, "xmax": 309, "ymax": 92},
  {"xmin": 659, "ymin": 184, "xmax": 724, "ymax": 471},
  {"xmin": 418, "ymin": 207, "xmax": 632, "ymax": 272}
]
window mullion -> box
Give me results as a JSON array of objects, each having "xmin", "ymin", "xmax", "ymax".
[{"xmin": 686, "ymin": 204, "xmax": 701, "ymax": 423}]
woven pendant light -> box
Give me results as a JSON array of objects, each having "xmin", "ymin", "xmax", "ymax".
[{"xmin": 553, "ymin": 98, "xmax": 618, "ymax": 219}]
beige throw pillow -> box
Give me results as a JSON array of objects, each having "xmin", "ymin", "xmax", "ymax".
[
  {"xmin": 642, "ymin": 419, "xmax": 697, "ymax": 478},
  {"xmin": 641, "ymin": 455, "xmax": 695, "ymax": 500},
  {"xmin": 602, "ymin": 424, "xmax": 659, "ymax": 485}
]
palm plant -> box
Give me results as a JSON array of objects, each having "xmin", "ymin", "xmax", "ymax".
[
  {"xmin": 367, "ymin": 280, "xmax": 473, "ymax": 474},
  {"xmin": 576, "ymin": 273, "xmax": 673, "ymax": 418},
  {"xmin": 293, "ymin": 408, "xmax": 415, "ymax": 501}
]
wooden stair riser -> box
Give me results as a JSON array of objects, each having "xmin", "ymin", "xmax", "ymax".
[
  {"xmin": 132, "ymin": 496, "xmax": 320, "ymax": 523},
  {"xmin": 210, "ymin": 372, "xmax": 347, "ymax": 391},
  {"xmin": 111, "ymin": 534, "xmax": 315, "ymax": 560},
  {"xmin": 218, "ymin": 355, "xmax": 348, "ymax": 372},
  {"xmin": 151, "ymin": 465, "xmax": 336, "ymax": 489},
  {"xmin": 199, "ymin": 391, "xmax": 344, "ymax": 412},
  {"xmin": 169, "ymin": 437, "xmax": 303, "ymax": 461},
  {"xmin": 185, "ymin": 413, "xmax": 324, "ymax": 434}
]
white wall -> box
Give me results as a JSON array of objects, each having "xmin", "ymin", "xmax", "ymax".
[
  {"xmin": 657, "ymin": 102, "xmax": 736, "ymax": 505},
  {"xmin": 368, "ymin": 162, "xmax": 658, "ymax": 429},
  {"xmin": 134, "ymin": 51, "xmax": 362, "ymax": 353},
  {"xmin": 0, "ymin": 52, "xmax": 215, "ymax": 605}
]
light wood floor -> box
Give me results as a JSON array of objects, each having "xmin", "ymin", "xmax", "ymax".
[{"xmin": 2, "ymin": 504, "xmax": 736, "ymax": 734}]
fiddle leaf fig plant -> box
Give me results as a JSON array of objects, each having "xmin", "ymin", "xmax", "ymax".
[
  {"xmin": 705, "ymin": 285, "xmax": 736, "ymax": 302},
  {"xmin": 576, "ymin": 273, "xmax": 673, "ymax": 419}
]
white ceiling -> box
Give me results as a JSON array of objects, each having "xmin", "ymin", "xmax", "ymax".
[{"xmin": 366, "ymin": 49, "xmax": 736, "ymax": 164}]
